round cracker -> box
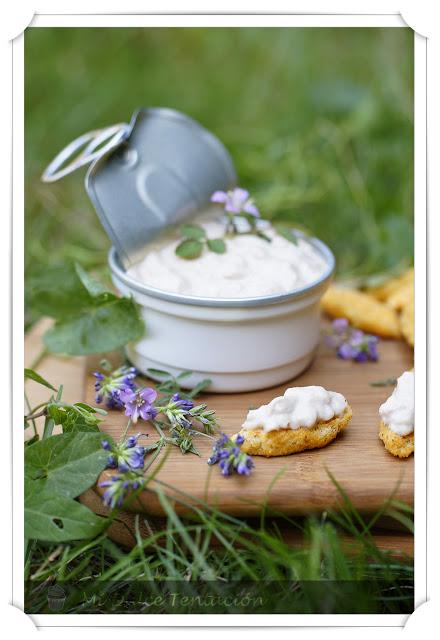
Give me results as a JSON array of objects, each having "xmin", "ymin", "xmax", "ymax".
[
  {"xmin": 234, "ymin": 405, "xmax": 352, "ymax": 457},
  {"xmin": 378, "ymin": 420, "xmax": 414, "ymax": 458}
]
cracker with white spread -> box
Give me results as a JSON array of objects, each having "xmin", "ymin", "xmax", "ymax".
[
  {"xmin": 234, "ymin": 386, "xmax": 352, "ymax": 457},
  {"xmin": 378, "ymin": 371, "xmax": 414, "ymax": 458}
]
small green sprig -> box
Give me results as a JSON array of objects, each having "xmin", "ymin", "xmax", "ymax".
[
  {"xmin": 370, "ymin": 377, "xmax": 398, "ymax": 387},
  {"xmin": 175, "ymin": 188, "xmax": 304, "ymax": 260},
  {"xmin": 175, "ymin": 224, "xmax": 226, "ymax": 260},
  {"xmin": 147, "ymin": 368, "xmax": 212, "ymax": 403}
]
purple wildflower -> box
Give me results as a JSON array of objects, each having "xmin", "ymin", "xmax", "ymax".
[
  {"xmin": 211, "ymin": 187, "xmax": 260, "ymax": 217},
  {"xmin": 120, "ymin": 387, "xmax": 158, "ymax": 423},
  {"xmin": 337, "ymin": 342, "xmax": 357, "ymax": 360},
  {"xmin": 207, "ymin": 432, "xmax": 254, "ymax": 477},
  {"xmin": 99, "ymin": 472, "xmax": 145, "ymax": 509},
  {"xmin": 235, "ymin": 433, "xmax": 245, "ymax": 446},
  {"xmin": 93, "ymin": 365, "xmax": 137, "ymax": 409},
  {"xmin": 236, "ymin": 457, "xmax": 254, "ymax": 476},
  {"xmin": 366, "ymin": 336, "xmax": 379, "ymax": 361},
  {"xmin": 220, "ymin": 458, "xmax": 232, "ymax": 476},
  {"xmin": 332, "ymin": 317, "xmax": 349, "ymax": 335},
  {"xmin": 107, "ymin": 454, "xmax": 117, "ymax": 469},
  {"xmin": 159, "ymin": 393, "xmax": 196, "ymax": 432},
  {"xmin": 101, "ymin": 433, "xmax": 147, "ymax": 472},
  {"xmin": 325, "ymin": 317, "xmax": 380, "ymax": 363},
  {"xmin": 171, "ymin": 393, "xmax": 194, "ymax": 411}
]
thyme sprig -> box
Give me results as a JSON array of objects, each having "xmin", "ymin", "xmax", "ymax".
[{"xmin": 175, "ymin": 187, "xmax": 298, "ymax": 260}]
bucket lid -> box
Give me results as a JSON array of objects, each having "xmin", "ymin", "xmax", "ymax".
[{"xmin": 42, "ymin": 108, "xmax": 237, "ymax": 267}]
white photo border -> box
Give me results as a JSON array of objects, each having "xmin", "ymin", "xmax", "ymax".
[{"xmin": 12, "ymin": 11, "xmax": 425, "ymax": 628}]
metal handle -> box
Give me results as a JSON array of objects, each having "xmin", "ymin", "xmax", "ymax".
[{"xmin": 41, "ymin": 123, "xmax": 128, "ymax": 183}]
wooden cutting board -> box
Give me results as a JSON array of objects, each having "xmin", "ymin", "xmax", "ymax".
[
  {"xmin": 88, "ymin": 338, "xmax": 413, "ymax": 518},
  {"xmin": 25, "ymin": 321, "xmax": 414, "ymax": 552}
]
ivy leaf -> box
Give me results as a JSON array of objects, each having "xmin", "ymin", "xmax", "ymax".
[
  {"xmin": 74, "ymin": 263, "xmax": 109, "ymax": 297},
  {"xmin": 24, "ymin": 368, "xmax": 56, "ymax": 391},
  {"xmin": 25, "ymin": 432, "xmax": 108, "ymax": 499},
  {"xmin": 46, "ymin": 402, "xmax": 105, "ymax": 433},
  {"xmin": 43, "ymin": 297, "xmax": 144, "ymax": 355},
  {"xmin": 175, "ymin": 239, "xmax": 204, "ymax": 260},
  {"xmin": 274, "ymin": 225, "xmax": 299, "ymax": 245},
  {"xmin": 179, "ymin": 224, "xmax": 206, "ymax": 240},
  {"xmin": 24, "ymin": 480, "xmax": 105, "ymax": 542},
  {"xmin": 24, "ymin": 432, "xmax": 109, "ymax": 541},
  {"xmin": 207, "ymin": 238, "xmax": 227, "ymax": 254},
  {"xmin": 26, "ymin": 262, "xmax": 145, "ymax": 356},
  {"xmin": 25, "ymin": 262, "xmax": 95, "ymax": 319}
]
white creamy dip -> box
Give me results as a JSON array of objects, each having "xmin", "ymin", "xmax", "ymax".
[
  {"xmin": 379, "ymin": 371, "xmax": 414, "ymax": 436},
  {"xmin": 242, "ymin": 386, "xmax": 347, "ymax": 432},
  {"xmin": 127, "ymin": 218, "xmax": 328, "ymax": 299}
]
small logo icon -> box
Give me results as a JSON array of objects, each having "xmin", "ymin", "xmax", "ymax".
[{"xmin": 47, "ymin": 585, "xmax": 66, "ymax": 611}]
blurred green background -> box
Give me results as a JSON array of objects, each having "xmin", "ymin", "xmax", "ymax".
[{"xmin": 25, "ymin": 27, "xmax": 413, "ymax": 323}]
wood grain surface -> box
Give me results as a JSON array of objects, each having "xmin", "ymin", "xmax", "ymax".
[
  {"xmin": 25, "ymin": 321, "xmax": 414, "ymax": 553},
  {"xmin": 88, "ymin": 339, "xmax": 414, "ymax": 518}
]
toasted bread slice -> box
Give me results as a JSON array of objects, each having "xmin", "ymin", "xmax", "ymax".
[
  {"xmin": 400, "ymin": 291, "xmax": 414, "ymax": 347},
  {"xmin": 234, "ymin": 405, "xmax": 352, "ymax": 457},
  {"xmin": 367, "ymin": 268, "xmax": 414, "ymax": 303},
  {"xmin": 379, "ymin": 420, "xmax": 414, "ymax": 458},
  {"xmin": 321, "ymin": 287, "xmax": 401, "ymax": 338}
]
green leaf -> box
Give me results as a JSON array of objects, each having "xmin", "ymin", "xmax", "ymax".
[
  {"xmin": 24, "ymin": 481, "xmax": 105, "ymax": 541},
  {"xmin": 42, "ymin": 416, "xmax": 55, "ymax": 440},
  {"xmin": 25, "ymin": 262, "xmax": 95, "ymax": 319},
  {"xmin": 370, "ymin": 377, "xmax": 397, "ymax": 388},
  {"xmin": 25, "ymin": 432, "xmax": 108, "ymax": 499},
  {"xmin": 147, "ymin": 368, "xmax": 172, "ymax": 379},
  {"xmin": 75, "ymin": 402, "xmax": 107, "ymax": 416},
  {"xmin": 46, "ymin": 402, "xmax": 103, "ymax": 433},
  {"xmin": 255, "ymin": 231, "xmax": 271, "ymax": 243},
  {"xmin": 74, "ymin": 263, "xmax": 109, "ymax": 297},
  {"xmin": 188, "ymin": 378, "xmax": 212, "ymax": 398},
  {"xmin": 176, "ymin": 370, "xmax": 193, "ymax": 380},
  {"xmin": 274, "ymin": 225, "xmax": 298, "ymax": 245},
  {"xmin": 43, "ymin": 297, "xmax": 144, "ymax": 355},
  {"xmin": 207, "ymin": 238, "xmax": 227, "ymax": 254},
  {"xmin": 179, "ymin": 224, "xmax": 206, "ymax": 240},
  {"xmin": 24, "ymin": 368, "xmax": 56, "ymax": 391},
  {"xmin": 175, "ymin": 239, "xmax": 204, "ymax": 260},
  {"xmin": 26, "ymin": 263, "xmax": 144, "ymax": 357}
]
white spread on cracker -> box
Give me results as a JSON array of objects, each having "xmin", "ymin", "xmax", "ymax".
[
  {"xmin": 379, "ymin": 371, "xmax": 414, "ymax": 436},
  {"xmin": 242, "ymin": 386, "xmax": 347, "ymax": 432},
  {"xmin": 127, "ymin": 216, "xmax": 328, "ymax": 299}
]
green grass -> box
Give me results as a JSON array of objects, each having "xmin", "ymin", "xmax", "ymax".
[
  {"xmin": 25, "ymin": 27, "xmax": 413, "ymax": 324},
  {"xmin": 25, "ymin": 481, "xmax": 414, "ymax": 614},
  {"xmin": 24, "ymin": 27, "xmax": 414, "ymax": 614}
]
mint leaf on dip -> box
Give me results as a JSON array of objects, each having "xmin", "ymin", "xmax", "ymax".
[
  {"xmin": 179, "ymin": 224, "xmax": 206, "ymax": 240},
  {"xmin": 175, "ymin": 239, "xmax": 204, "ymax": 260},
  {"xmin": 207, "ymin": 238, "xmax": 227, "ymax": 254}
]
